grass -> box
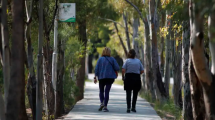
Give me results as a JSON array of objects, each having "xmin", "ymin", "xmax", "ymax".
[{"xmin": 140, "ymin": 89, "xmax": 183, "ymax": 120}]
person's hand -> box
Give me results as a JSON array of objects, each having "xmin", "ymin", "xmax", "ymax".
[
  {"xmin": 94, "ymin": 79, "xmax": 97, "ymax": 84},
  {"xmin": 94, "ymin": 76, "xmax": 97, "ymax": 84}
]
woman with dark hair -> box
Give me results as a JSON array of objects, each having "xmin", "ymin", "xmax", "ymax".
[
  {"xmin": 94, "ymin": 47, "xmax": 120, "ymax": 112},
  {"xmin": 122, "ymin": 49, "xmax": 144, "ymax": 113}
]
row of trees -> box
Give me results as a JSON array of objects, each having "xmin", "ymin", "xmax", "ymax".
[
  {"xmin": 0, "ymin": 0, "xmax": 119, "ymax": 119},
  {"xmin": 103, "ymin": 0, "xmax": 215, "ymax": 119}
]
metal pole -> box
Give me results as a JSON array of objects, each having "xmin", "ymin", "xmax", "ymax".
[
  {"xmin": 52, "ymin": 12, "xmax": 58, "ymax": 116},
  {"xmin": 36, "ymin": 0, "xmax": 43, "ymax": 119}
]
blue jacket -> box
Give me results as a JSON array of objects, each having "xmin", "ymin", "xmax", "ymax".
[{"xmin": 95, "ymin": 56, "xmax": 120, "ymax": 80}]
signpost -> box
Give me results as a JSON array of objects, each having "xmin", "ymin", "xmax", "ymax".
[
  {"xmin": 59, "ymin": 3, "xmax": 76, "ymax": 22},
  {"xmin": 52, "ymin": 3, "xmax": 75, "ymax": 117}
]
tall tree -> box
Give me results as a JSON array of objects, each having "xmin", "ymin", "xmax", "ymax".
[
  {"xmin": 6, "ymin": 0, "xmax": 28, "ymax": 119},
  {"xmin": 182, "ymin": 1, "xmax": 193, "ymax": 119},
  {"xmin": 149, "ymin": 0, "xmax": 167, "ymax": 101},
  {"xmin": 189, "ymin": 0, "xmax": 215, "ymax": 119},
  {"xmin": 132, "ymin": 18, "xmax": 140, "ymax": 59},
  {"xmin": 114, "ymin": 23, "xmax": 128, "ymax": 56},
  {"xmin": 55, "ymin": 30, "xmax": 65, "ymax": 118},
  {"xmin": 188, "ymin": 0, "xmax": 205, "ymax": 119},
  {"xmin": 182, "ymin": 21, "xmax": 193, "ymax": 120},
  {"xmin": 25, "ymin": 0, "xmax": 36, "ymax": 119},
  {"xmin": 36, "ymin": 0, "xmax": 44, "ymax": 119},
  {"xmin": 0, "ymin": 5, "xmax": 6, "ymax": 120},
  {"xmin": 42, "ymin": 0, "xmax": 58, "ymax": 116},
  {"xmin": 1, "ymin": 0, "xmax": 10, "ymax": 107},
  {"xmin": 164, "ymin": 11, "xmax": 171, "ymax": 99},
  {"xmin": 76, "ymin": 18, "xmax": 87, "ymax": 101},
  {"xmin": 123, "ymin": 12, "xmax": 131, "ymax": 51}
]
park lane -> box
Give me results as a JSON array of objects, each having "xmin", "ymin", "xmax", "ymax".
[{"xmin": 63, "ymin": 82, "xmax": 161, "ymax": 120}]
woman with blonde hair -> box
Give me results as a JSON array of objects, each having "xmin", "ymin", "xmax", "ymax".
[
  {"xmin": 122, "ymin": 49, "xmax": 144, "ymax": 113},
  {"xmin": 94, "ymin": 47, "xmax": 120, "ymax": 112}
]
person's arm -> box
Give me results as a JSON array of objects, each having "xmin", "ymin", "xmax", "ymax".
[
  {"xmin": 140, "ymin": 60, "xmax": 144, "ymax": 74},
  {"xmin": 94, "ymin": 58, "xmax": 100, "ymax": 84},
  {"xmin": 122, "ymin": 59, "xmax": 127, "ymax": 81}
]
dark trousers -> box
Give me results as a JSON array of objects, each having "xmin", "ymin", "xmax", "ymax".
[
  {"xmin": 99, "ymin": 79, "xmax": 113, "ymax": 106},
  {"xmin": 126, "ymin": 90, "xmax": 139, "ymax": 109}
]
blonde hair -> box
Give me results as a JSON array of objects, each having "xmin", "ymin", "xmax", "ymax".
[{"xmin": 102, "ymin": 47, "xmax": 111, "ymax": 57}]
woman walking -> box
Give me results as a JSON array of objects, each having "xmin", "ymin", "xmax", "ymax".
[
  {"xmin": 94, "ymin": 47, "xmax": 120, "ymax": 112},
  {"xmin": 122, "ymin": 49, "xmax": 144, "ymax": 113}
]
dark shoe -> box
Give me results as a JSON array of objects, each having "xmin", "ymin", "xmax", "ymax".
[
  {"xmin": 131, "ymin": 108, "xmax": 136, "ymax": 112},
  {"xmin": 127, "ymin": 109, "xmax": 130, "ymax": 113},
  {"xmin": 98, "ymin": 104, "xmax": 104, "ymax": 111},
  {"xmin": 103, "ymin": 107, "xmax": 109, "ymax": 112}
]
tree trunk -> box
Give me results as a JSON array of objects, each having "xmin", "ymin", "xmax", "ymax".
[
  {"xmin": 25, "ymin": 0, "xmax": 36, "ymax": 119},
  {"xmin": 43, "ymin": 44, "xmax": 55, "ymax": 117},
  {"xmin": 36, "ymin": 0, "xmax": 44, "ymax": 119},
  {"xmin": 189, "ymin": 57, "xmax": 205, "ymax": 120},
  {"xmin": 6, "ymin": 0, "xmax": 28, "ymax": 119},
  {"xmin": 123, "ymin": 12, "xmax": 131, "ymax": 51},
  {"xmin": 149, "ymin": 0, "xmax": 167, "ymax": 102},
  {"xmin": 0, "ymin": 8, "xmax": 5, "ymax": 120},
  {"xmin": 189, "ymin": 0, "xmax": 215, "ymax": 119},
  {"xmin": 55, "ymin": 37, "xmax": 65, "ymax": 118},
  {"xmin": 133, "ymin": 18, "xmax": 140, "ymax": 59},
  {"xmin": 182, "ymin": 21, "xmax": 193, "ymax": 120},
  {"xmin": 164, "ymin": 11, "xmax": 171, "ymax": 99},
  {"xmin": 1, "ymin": 0, "xmax": 10, "ymax": 107},
  {"xmin": 173, "ymin": 40, "xmax": 182, "ymax": 108},
  {"xmin": 144, "ymin": 20, "xmax": 155, "ymax": 99},
  {"xmin": 43, "ymin": 55, "xmax": 48, "ymax": 118},
  {"xmin": 76, "ymin": 19, "xmax": 87, "ymax": 101},
  {"xmin": 140, "ymin": 43, "xmax": 145, "ymax": 90},
  {"xmin": 114, "ymin": 23, "xmax": 128, "ymax": 56},
  {"xmin": 160, "ymin": 12, "xmax": 165, "ymax": 76}
]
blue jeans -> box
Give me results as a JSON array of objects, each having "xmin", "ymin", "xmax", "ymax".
[{"xmin": 99, "ymin": 79, "xmax": 114, "ymax": 106}]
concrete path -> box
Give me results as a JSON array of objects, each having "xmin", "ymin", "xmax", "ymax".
[{"xmin": 63, "ymin": 81, "xmax": 161, "ymax": 120}]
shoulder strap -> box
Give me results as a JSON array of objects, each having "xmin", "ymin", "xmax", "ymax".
[{"xmin": 104, "ymin": 57, "xmax": 115, "ymax": 71}]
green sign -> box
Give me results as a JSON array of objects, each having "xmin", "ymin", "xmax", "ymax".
[{"xmin": 59, "ymin": 3, "xmax": 76, "ymax": 22}]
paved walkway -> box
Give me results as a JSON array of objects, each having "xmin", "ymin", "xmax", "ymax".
[{"xmin": 63, "ymin": 81, "xmax": 161, "ymax": 120}]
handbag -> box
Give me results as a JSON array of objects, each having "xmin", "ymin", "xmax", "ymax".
[{"xmin": 104, "ymin": 57, "xmax": 118, "ymax": 77}]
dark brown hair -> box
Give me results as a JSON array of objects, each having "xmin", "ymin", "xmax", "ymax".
[{"xmin": 127, "ymin": 49, "xmax": 136, "ymax": 58}]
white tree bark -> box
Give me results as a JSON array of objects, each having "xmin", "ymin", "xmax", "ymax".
[
  {"xmin": 209, "ymin": 12, "xmax": 215, "ymax": 75},
  {"xmin": 43, "ymin": 56, "xmax": 48, "ymax": 118}
]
